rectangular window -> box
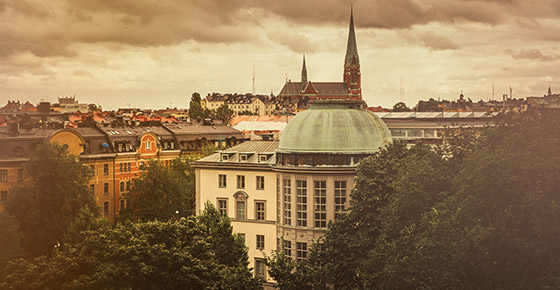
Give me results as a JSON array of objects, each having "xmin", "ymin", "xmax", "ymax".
[
  {"xmin": 256, "ymin": 176, "xmax": 265, "ymax": 190},
  {"xmin": 119, "ymin": 163, "xmax": 123, "ymax": 173},
  {"xmin": 283, "ymin": 179, "xmax": 292, "ymax": 225},
  {"xmin": 17, "ymin": 169, "xmax": 24, "ymax": 181},
  {"xmin": 237, "ymin": 175, "xmax": 245, "ymax": 189},
  {"xmin": 120, "ymin": 181, "xmax": 125, "ymax": 192},
  {"xmin": 255, "ymin": 201, "xmax": 266, "ymax": 221},
  {"xmin": 0, "ymin": 170, "xmax": 7, "ymax": 182},
  {"xmin": 120, "ymin": 199, "xmax": 126, "ymax": 211},
  {"xmin": 334, "ymin": 181, "xmax": 348, "ymax": 219},
  {"xmin": 127, "ymin": 162, "xmax": 131, "ymax": 172},
  {"xmin": 296, "ymin": 242, "xmax": 308, "ymax": 262},
  {"xmin": 218, "ymin": 174, "xmax": 227, "ymax": 188},
  {"xmin": 104, "ymin": 183, "xmax": 109, "ymax": 195},
  {"xmin": 314, "ymin": 180, "xmax": 327, "ymax": 228},
  {"xmin": 103, "ymin": 201, "xmax": 109, "ymax": 215},
  {"xmin": 146, "ymin": 140, "xmax": 151, "ymax": 150},
  {"xmin": 256, "ymin": 234, "xmax": 265, "ymax": 250},
  {"xmin": 284, "ymin": 240, "xmax": 292, "ymax": 257},
  {"xmin": 0, "ymin": 191, "xmax": 8, "ymax": 202},
  {"xmin": 126, "ymin": 181, "xmax": 131, "ymax": 191},
  {"xmin": 90, "ymin": 165, "xmax": 95, "ymax": 175},
  {"xmin": 104, "ymin": 164, "xmax": 109, "ymax": 175},
  {"xmin": 296, "ymin": 180, "xmax": 307, "ymax": 227},
  {"xmin": 236, "ymin": 200, "xmax": 246, "ymax": 219},
  {"xmin": 259, "ymin": 155, "xmax": 268, "ymax": 162},
  {"xmin": 255, "ymin": 258, "xmax": 267, "ymax": 279},
  {"xmin": 240, "ymin": 154, "xmax": 248, "ymax": 161},
  {"xmin": 218, "ymin": 198, "xmax": 228, "ymax": 217},
  {"xmin": 90, "ymin": 184, "xmax": 95, "ymax": 194}
]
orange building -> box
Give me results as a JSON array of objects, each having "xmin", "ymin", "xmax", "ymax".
[{"xmin": 0, "ymin": 121, "xmax": 245, "ymax": 224}]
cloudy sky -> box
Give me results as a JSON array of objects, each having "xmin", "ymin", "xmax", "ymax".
[{"xmin": 1, "ymin": 0, "xmax": 559, "ymax": 110}]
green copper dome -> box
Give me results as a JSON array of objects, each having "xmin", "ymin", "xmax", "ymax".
[{"xmin": 278, "ymin": 100, "xmax": 392, "ymax": 154}]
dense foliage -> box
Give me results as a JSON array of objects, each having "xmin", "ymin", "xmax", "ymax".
[
  {"xmin": 0, "ymin": 203, "xmax": 261, "ymax": 290},
  {"xmin": 121, "ymin": 158, "xmax": 195, "ymax": 222},
  {"xmin": 269, "ymin": 112, "xmax": 560, "ymax": 289},
  {"xmin": 5, "ymin": 142, "xmax": 98, "ymax": 258},
  {"xmin": 0, "ymin": 212, "xmax": 23, "ymax": 271}
]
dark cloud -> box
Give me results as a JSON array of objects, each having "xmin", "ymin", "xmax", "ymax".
[
  {"xmin": 510, "ymin": 48, "xmax": 560, "ymax": 61},
  {"xmin": 0, "ymin": 0, "xmax": 558, "ymax": 59}
]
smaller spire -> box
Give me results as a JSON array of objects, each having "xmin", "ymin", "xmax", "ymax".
[
  {"xmin": 548, "ymin": 85, "xmax": 552, "ymax": 96},
  {"xmin": 301, "ymin": 54, "xmax": 308, "ymax": 83}
]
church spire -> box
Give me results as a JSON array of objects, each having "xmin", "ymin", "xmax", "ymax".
[
  {"xmin": 301, "ymin": 54, "xmax": 308, "ymax": 83},
  {"xmin": 343, "ymin": 5, "xmax": 361, "ymax": 100},
  {"xmin": 548, "ymin": 85, "xmax": 552, "ymax": 96},
  {"xmin": 344, "ymin": 6, "xmax": 359, "ymax": 68}
]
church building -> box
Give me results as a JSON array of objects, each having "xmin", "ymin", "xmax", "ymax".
[{"xmin": 278, "ymin": 8, "xmax": 362, "ymax": 109}]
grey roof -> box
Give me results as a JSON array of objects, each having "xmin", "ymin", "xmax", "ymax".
[
  {"xmin": 196, "ymin": 141, "xmax": 278, "ymax": 164},
  {"xmin": 278, "ymin": 101, "xmax": 392, "ymax": 154}
]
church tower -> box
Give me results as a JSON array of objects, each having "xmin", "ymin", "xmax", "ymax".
[
  {"xmin": 301, "ymin": 54, "xmax": 308, "ymax": 83},
  {"xmin": 343, "ymin": 7, "xmax": 361, "ymax": 100}
]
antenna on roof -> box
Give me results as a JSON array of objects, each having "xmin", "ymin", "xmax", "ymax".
[
  {"xmin": 492, "ymin": 82, "xmax": 495, "ymax": 101},
  {"xmin": 252, "ymin": 65, "xmax": 256, "ymax": 95}
]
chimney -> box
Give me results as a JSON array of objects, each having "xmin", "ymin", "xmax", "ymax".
[{"xmin": 8, "ymin": 121, "xmax": 20, "ymax": 136}]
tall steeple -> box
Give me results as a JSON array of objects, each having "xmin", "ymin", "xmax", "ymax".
[
  {"xmin": 343, "ymin": 5, "xmax": 361, "ymax": 100},
  {"xmin": 344, "ymin": 5, "xmax": 360, "ymax": 69},
  {"xmin": 301, "ymin": 54, "xmax": 308, "ymax": 83}
]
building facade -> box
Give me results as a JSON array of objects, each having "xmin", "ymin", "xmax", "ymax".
[
  {"xmin": 194, "ymin": 100, "xmax": 392, "ymax": 281},
  {"xmin": 0, "ymin": 121, "xmax": 245, "ymax": 224}
]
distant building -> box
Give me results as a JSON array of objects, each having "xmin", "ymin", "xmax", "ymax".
[
  {"xmin": 202, "ymin": 93, "xmax": 280, "ymax": 116},
  {"xmin": 527, "ymin": 86, "xmax": 560, "ymax": 111},
  {"xmin": 56, "ymin": 96, "xmax": 90, "ymax": 113},
  {"xmin": 278, "ymin": 8, "xmax": 362, "ymax": 111}
]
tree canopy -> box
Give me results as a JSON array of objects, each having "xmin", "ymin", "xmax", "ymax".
[
  {"xmin": 121, "ymin": 158, "xmax": 195, "ymax": 222},
  {"xmin": 269, "ymin": 112, "xmax": 560, "ymax": 289},
  {"xmin": 5, "ymin": 142, "xmax": 99, "ymax": 258},
  {"xmin": 0, "ymin": 203, "xmax": 261, "ymax": 290}
]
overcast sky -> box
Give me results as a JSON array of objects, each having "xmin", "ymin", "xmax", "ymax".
[{"xmin": 1, "ymin": 0, "xmax": 559, "ymax": 110}]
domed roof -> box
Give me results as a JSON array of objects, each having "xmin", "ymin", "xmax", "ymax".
[{"xmin": 278, "ymin": 100, "xmax": 392, "ymax": 154}]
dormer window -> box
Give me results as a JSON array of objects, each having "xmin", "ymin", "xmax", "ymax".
[
  {"xmin": 221, "ymin": 154, "xmax": 229, "ymax": 161},
  {"xmin": 259, "ymin": 155, "xmax": 268, "ymax": 162},
  {"xmin": 240, "ymin": 154, "xmax": 248, "ymax": 161}
]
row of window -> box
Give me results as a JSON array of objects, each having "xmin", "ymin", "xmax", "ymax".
[
  {"xmin": 283, "ymin": 179, "xmax": 347, "ymax": 228},
  {"xmin": 283, "ymin": 240, "xmax": 308, "ymax": 262},
  {"xmin": 218, "ymin": 198, "xmax": 267, "ymax": 221},
  {"xmin": 0, "ymin": 169, "xmax": 25, "ymax": 182},
  {"xmin": 219, "ymin": 174, "xmax": 265, "ymax": 190},
  {"xmin": 102, "ymin": 199, "xmax": 127, "ymax": 215},
  {"xmin": 220, "ymin": 153, "xmax": 270, "ymax": 162}
]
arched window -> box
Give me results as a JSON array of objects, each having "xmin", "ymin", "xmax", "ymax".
[{"xmin": 233, "ymin": 191, "xmax": 248, "ymax": 219}]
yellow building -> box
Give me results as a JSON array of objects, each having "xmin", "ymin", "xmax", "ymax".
[{"xmin": 194, "ymin": 100, "xmax": 393, "ymax": 283}]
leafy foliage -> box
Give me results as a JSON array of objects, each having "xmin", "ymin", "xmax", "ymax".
[
  {"xmin": 0, "ymin": 212, "xmax": 23, "ymax": 271},
  {"xmin": 5, "ymin": 142, "xmax": 98, "ymax": 258},
  {"xmin": 270, "ymin": 112, "xmax": 560, "ymax": 289},
  {"xmin": 121, "ymin": 158, "xmax": 195, "ymax": 222},
  {"xmin": 0, "ymin": 203, "xmax": 261, "ymax": 290}
]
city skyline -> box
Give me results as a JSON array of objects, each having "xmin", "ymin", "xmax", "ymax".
[{"xmin": 1, "ymin": 0, "xmax": 560, "ymax": 110}]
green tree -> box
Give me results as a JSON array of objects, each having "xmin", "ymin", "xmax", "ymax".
[
  {"xmin": 121, "ymin": 158, "xmax": 195, "ymax": 222},
  {"xmin": 189, "ymin": 92, "xmax": 204, "ymax": 119},
  {"xmin": 275, "ymin": 112, "xmax": 560, "ymax": 290},
  {"xmin": 215, "ymin": 103, "xmax": 233, "ymax": 123},
  {"xmin": 87, "ymin": 103, "xmax": 101, "ymax": 112},
  {"xmin": 0, "ymin": 212, "xmax": 23, "ymax": 271},
  {"xmin": 392, "ymin": 101, "xmax": 412, "ymax": 112},
  {"xmin": 5, "ymin": 142, "xmax": 99, "ymax": 258},
  {"xmin": 0, "ymin": 204, "xmax": 261, "ymax": 290}
]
